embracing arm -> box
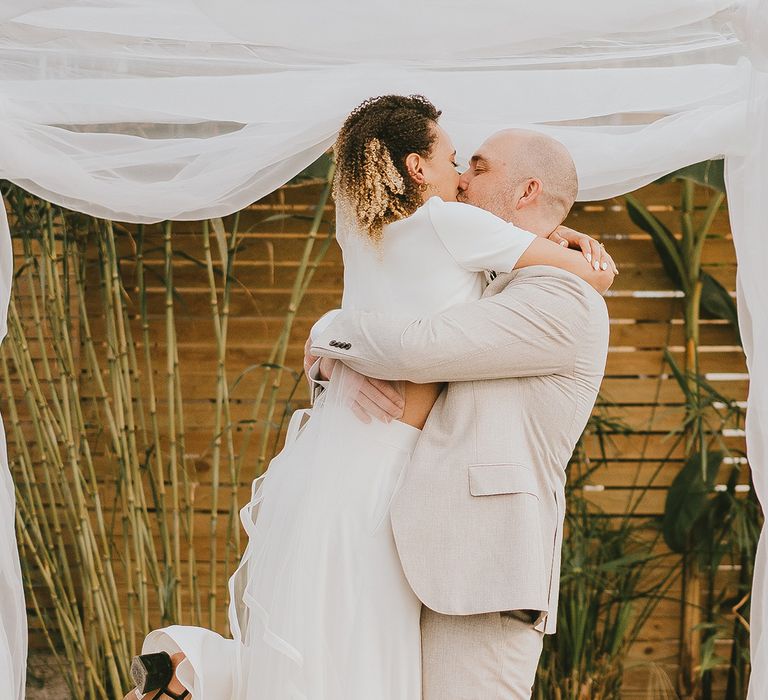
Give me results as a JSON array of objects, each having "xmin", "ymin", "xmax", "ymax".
[
  {"xmin": 517, "ymin": 237, "xmax": 614, "ymax": 293},
  {"xmin": 428, "ymin": 199, "xmax": 614, "ymax": 293},
  {"xmin": 311, "ymin": 268, "xmax": 605, "ymax": 384}
]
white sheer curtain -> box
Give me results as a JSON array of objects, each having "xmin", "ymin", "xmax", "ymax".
[
  {"xmin": 0, "ymin": 1, "xmax": 766, "ymax": 697},
  {"xmin": 0, "ymin": 208, "xmax": 23, "ymax": 700},
  {"xmin": 726, "ymin": 67, "xmax": 768, "ymax": 699}
]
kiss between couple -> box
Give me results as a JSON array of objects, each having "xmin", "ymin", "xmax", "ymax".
[{"xmin": 128, "ymin": 94, "xmax": 616, "ymax": 700}]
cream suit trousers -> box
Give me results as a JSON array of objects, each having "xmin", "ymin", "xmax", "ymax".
[{"xmin": 421, "ymin": 607, "xmax": 544, "ymax": 700}]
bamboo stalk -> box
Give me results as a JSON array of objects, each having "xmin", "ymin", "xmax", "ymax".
[
  {"xmin": 136, "ymin": 224, "xmax": 175, "ymax": 624},
  {"xmin": 201, "ymin": 219, "xmax": 229, "ymax": 628},
  {"xmin": 233, "ymin": 164, "xmax": 335, "ymax": 479},
  {"xmin": 162, "ymin": 220, "xmax": 184, "ymax": 623},
  {"xmin": 255, "ymin": 168, "xmax": 335, "ymax": 474},
  {"xmin": 215, "ymin": 213, "xmax": 241, "ymax": 592}
]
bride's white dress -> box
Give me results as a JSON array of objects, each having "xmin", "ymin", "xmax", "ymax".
[{"xmin": 143, "ymin": 197, "xmax": 535, "ymax": 699}]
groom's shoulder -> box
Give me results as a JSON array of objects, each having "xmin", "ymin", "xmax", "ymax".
[
  {"xmin": 493, "ymin": 264, "xmax": 598, "ymax": 293},
  {"xmin": 491, "ymin": 265, "xmax": 608, "ymax": 318}
]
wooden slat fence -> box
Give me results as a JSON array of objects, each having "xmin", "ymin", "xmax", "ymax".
[{"xmin": 4, "ymin": 179, "xmax": 749, "ymax": 697}]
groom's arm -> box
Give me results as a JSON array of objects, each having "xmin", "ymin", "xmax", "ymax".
[
  {"xmin": 304, "ymin": 317, "xmax": 405, "ymax": 422},
  {"xmin": 310, "ymin": 267, "xmax": 606, "ymax": 384}
]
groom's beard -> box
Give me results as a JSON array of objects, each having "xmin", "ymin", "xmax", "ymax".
[{"xmin": 458, "ymin": 189, "xmax": 514, "ymax": 223}]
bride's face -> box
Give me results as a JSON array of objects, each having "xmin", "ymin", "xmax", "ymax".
[{"xmin": 406, "ymin": 124, "xmax": 461, "ymax": 202}]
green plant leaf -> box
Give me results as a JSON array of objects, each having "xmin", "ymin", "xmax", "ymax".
[
  {"xmin": 663, "ymin": 348, "xmax": 694, "ymax": 403},
  {"xmin": 624, "ymin": 193, "xmax": 686, "ymax": 289},
  {"xmin": 210, "ymin": 217, "xmax": 228, "ymax": 264},
  {"xmin": 700, "ymin": 271, "xmax": 741, "ymax": 342},
  {"xmin": 657, "ymin": 159, "xmax": 726, "ymax": 193},
  {"xmin": 287, "ymin": 153, "xmax": 333, "ymax": 184},
  {"xmin": 662, "ymin": 450, "xmax": 723, "ymax": 553}
]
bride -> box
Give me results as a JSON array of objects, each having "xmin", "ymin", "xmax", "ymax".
[{"xmin": 133, "ymin": 94, "xmax": 612, "ymax": 700}]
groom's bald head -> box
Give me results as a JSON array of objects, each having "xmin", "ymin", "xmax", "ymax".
[{"xmin": 458, "ymin": 129, "xmax": 578, "ymax": 235}]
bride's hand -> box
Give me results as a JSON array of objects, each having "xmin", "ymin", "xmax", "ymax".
[{"xmin": 549, "ymin": 226, "xmax": 618, "ymax": 275}]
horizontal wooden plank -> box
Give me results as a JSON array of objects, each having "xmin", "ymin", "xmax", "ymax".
[
  {"xmin": 605, "ymin": 348, "xmax": 746, "ymax": 376},
  {"xmin": 10, "ymin": 179, "xmax": 748, "ymax": 668},
  {"xmin": 78, "ymin": 315, "xmax": 742, "ymax": 353},
  {"xmin": 579, "ymin": 460, "xmax": 750, "ymax": 488},
  {"xmin": 78, "ymin": 257, "xmax": 737, "ymax": 297},
  {"xmin": 77, "ymin": 288, "xmax": 716, "ymax": 324},
  {"xmin": 599, "ymin": 377, "xmax": 748, "ymax": 404},
  {"xmin": 580, "ymin": 432, "xmax": 745, "ymax": 460},
  {"xmin": 582, "ymin": 486, "xmax": 753, "ymax": 516}
]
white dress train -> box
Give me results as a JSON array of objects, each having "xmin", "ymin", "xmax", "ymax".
[{"xmin": 143, "ymin": 197, "xmax": 536, "ymax": 699}]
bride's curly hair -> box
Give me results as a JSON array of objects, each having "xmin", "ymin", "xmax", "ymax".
[{"xmin": 333, "ymin": 94, "xmax": 442, "ymax": 242}]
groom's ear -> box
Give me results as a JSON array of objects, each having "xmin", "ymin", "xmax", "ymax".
[
  {"xmin": 516, "ymin": 178, "xmax": 544, "ymax": 209},
  {"xmin": 405, "ymin": 152, "xmax": 426, "ymax": 185}
]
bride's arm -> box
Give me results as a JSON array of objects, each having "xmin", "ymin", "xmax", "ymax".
[
  {"xmin": 428, "ymin": 199, "xmax": 613, "ymax": 293},
  {"xmin": 515, "ymin": 237, "xmax": 614, "ymax": 293}
]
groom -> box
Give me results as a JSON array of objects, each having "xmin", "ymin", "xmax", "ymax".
[{"xmin": 306, "ymin": 129, "xmax": 611, "ymax": 698}]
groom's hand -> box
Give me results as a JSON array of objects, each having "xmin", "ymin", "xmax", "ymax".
[
  {"xmin": 549, "ymin": 226, "xmax": 618, "ymax": 275},
  {"xmin": 350, "ymin": 376, "xmax": 404, "ymax": 424},
  {"xmin": 304, "ymin": 335, "xmax": 319, "ymax": 380},
  {"xmin": 304, "ymin": 332, "xmax": 404, "ymax": 423},
  {"xmin": 318, "ymin": 358, "xmax": 404, "ymax": 424}
]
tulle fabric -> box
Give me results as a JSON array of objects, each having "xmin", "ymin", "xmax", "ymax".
[
  {"xmin": 0, "ymin": 415, "xmax": 26, "ymax": 700},
  {"xmin": 0, "ymin": 209, "xmax": 25, "ymax": 700},
  {"xmin": 147, "ymin": 364, "xmax": 422, "ymax": 699},
  {"xmin": 724, "ymin": 64, "xmax": 768, "ymax": 699},
  {"xmin": 0, "ymin": 1, "xmax": 756, "ymax": 216}
]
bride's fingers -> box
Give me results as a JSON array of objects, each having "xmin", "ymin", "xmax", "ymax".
[
  {"xmin": 589, "ymin": 238, "xmax": 603, "ymax": 270},
  {"xmin": 603, "ymin": 249, "xmax": 619, "ymax": 274}
]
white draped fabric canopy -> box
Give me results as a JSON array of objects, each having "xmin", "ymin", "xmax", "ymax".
[{"xmin": 0, "ymin": 1, "xmax": 766, "ymax": 697}]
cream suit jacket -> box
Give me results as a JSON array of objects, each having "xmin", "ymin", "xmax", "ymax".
[{"xmin": 310, "ymin": 266, "xmax": 609, "ymax": 633}]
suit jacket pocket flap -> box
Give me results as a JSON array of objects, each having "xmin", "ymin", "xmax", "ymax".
[{"xmin": 468, "ymin": 464, "xmax": 539, "ymax": 498}]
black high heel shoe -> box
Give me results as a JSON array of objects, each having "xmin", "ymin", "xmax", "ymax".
[
  {"xmin": 148, "ymin": 688, "xmax": 189, "ymax": 700},
  {"xmin": 131, "ymin": 652, "xmax": 190, "ymax": 700}
]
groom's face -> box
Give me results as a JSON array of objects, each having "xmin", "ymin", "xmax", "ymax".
[{"xmin": 457, "ymin": 136, "xmax": 517, "ymax": 221}]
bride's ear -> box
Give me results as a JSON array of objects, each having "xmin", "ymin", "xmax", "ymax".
[{"xmin": 405, "ymin": 152, "xmax": 426, "ymax": 186}]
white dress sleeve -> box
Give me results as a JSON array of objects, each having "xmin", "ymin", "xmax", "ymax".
[
  {"xmin": 425, "ymin": 197, "xmax": 536, "ymax": 273},
  {"xmin": 142, "ymin": 626, "xmax": 236, "ymax": 699}
]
